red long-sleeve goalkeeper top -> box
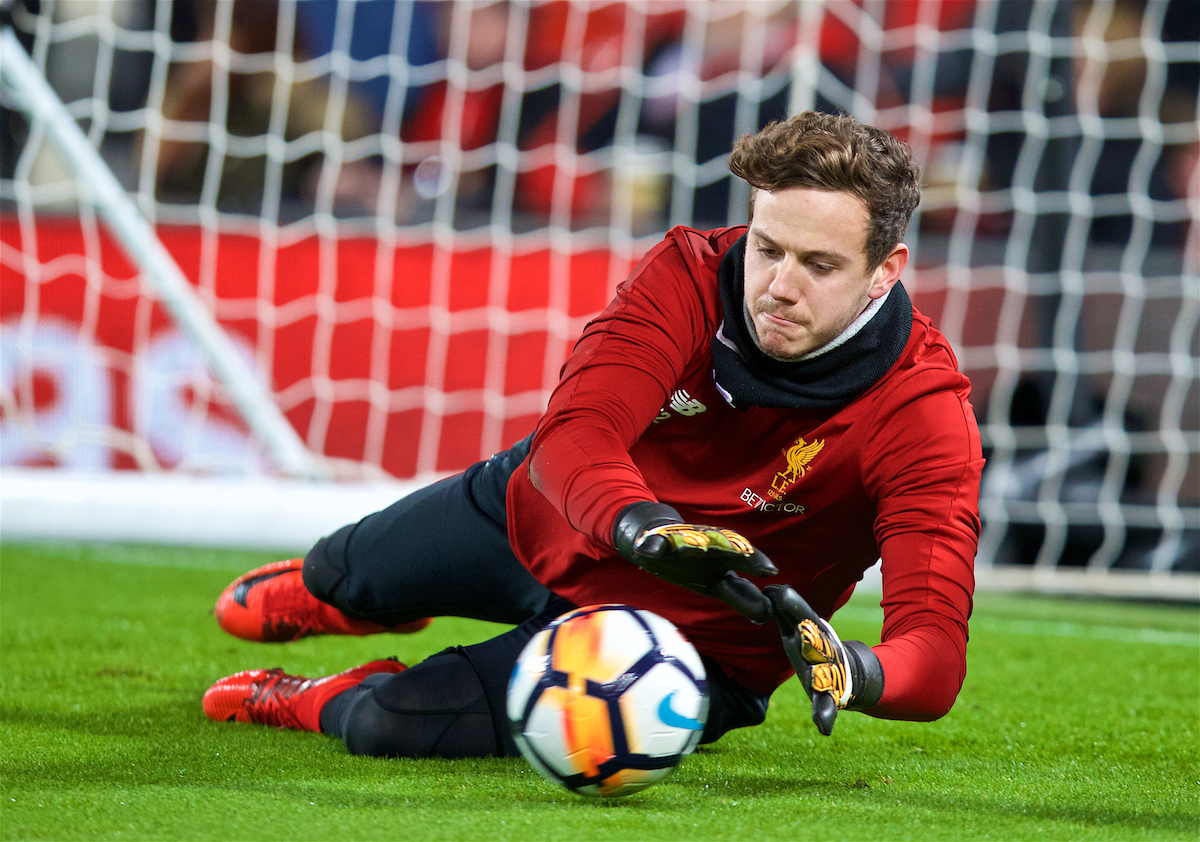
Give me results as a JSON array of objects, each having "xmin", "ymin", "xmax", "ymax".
[{"xmin": 506, "ymin": 225, "xmax": 984, "ymax": 720}]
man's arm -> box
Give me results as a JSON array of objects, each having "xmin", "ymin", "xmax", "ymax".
[
  {"xmin": 522, "ymin": 228, "xmax": 784, "ymax": 621},
  {"xmin": 869, "ymin": 515, "xmax": 978, "ymax": 720},
  {"xmin": 526, "ymin": 229, "xmax": 727, "ymax": 545},
  {"xmin": 864, "ymin": 367, "xmax": 984, "ymax": 721},
  {"xmin": 768, "ymin": 347, "xmax": 983, "ymax": 731}
]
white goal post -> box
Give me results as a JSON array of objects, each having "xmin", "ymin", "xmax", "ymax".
[
  {"xmin": 0, "ymin": 0, "xmax": 1196, "ymax": 600},
  {"xmin": 0, "ymin": 26, "xmax": 322, "ymax": 479}
]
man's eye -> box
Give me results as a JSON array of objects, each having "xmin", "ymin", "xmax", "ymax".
[
  {"xmin": 810, "ymin": 263, "xmax": 835, "ymax": 275},
  {"xmin": 757, "ymin": 246, "xmax": 779, "ymax": 258}
]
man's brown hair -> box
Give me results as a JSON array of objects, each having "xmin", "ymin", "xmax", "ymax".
[{"xmin": 728, "ymin": 111, "xmax": 921, "ymax": 269}]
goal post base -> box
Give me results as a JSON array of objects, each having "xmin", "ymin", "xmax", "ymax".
[
  {"xmin": 974, "ymin": 565, "xmax": 1200, "ymax": 605},
  {"xmin": 0, "ymin": 467, "xmax": 436, "ymax": 554}
]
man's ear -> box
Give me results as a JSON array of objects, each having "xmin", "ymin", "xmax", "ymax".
[{"xmin": 868, "ymin": 243, "xmax": 908, "ymax": 300}]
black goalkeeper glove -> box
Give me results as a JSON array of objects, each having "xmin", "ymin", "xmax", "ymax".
[
  {"xmin": 614, "ymin": 501, "xmax": 777, "ymax": 624},
  {"xmin": 765, "ymin": 584, "xmax": 884, "ymax": 736}
]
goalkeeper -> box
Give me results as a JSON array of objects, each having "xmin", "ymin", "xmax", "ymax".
[{"xmin": 201, "ymin": 111, "xmax": 984, "ymax": 755}]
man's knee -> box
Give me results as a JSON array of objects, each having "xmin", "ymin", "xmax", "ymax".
[
  {"xmin": 339, "ymin": 648, "xmax": 505, "ymax": 759},
  {"xmin": 303, "ymin": 526, "xmax": 384, "ymax": 621},
  {"xmin": 301, "ymin": 526, "xmax": 352, "ymax": 605}
]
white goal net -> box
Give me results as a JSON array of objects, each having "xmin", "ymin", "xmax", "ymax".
[{"xmin": 1, "ymin": 0, "xmax": 1196, "ymax": 597}]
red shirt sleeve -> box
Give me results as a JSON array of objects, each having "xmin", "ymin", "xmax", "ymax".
[
  {"xmin": 859, "ymin": 334, "xmax": 984, "ymax": 720},
  {"xmin": 526, "ymin": 228, "xmax": 726, "ymax": 545}
]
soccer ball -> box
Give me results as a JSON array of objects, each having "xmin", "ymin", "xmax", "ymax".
[{"xmin": 506, "ymin": 604, "xmax": 709, "ymax": 798}]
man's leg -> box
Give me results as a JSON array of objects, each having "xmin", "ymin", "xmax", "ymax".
[
  {"xmin": 205, "ymin": 593, "xmax": 576, "ymax": 752},
  {"xmin": 213, "ymin": 435, "xmax": 549, "ymax": 640},
  {"xmin": 320, "ymin": 594, "xmax": 577, "ymax": 757},
  {"xmin": 206, "ymin": 586, "xmax": 770, "ymax": 756},
  {"xmin": 302, "ymin": 434, "xmax": 550, "ymax": 626},
  {"xmin": 318, "ymin": 597, "xmax": 771, "ymax": 759},
  {"xmin": 205, "ymin": 432, "xmax": 770, "ymax": 754}
]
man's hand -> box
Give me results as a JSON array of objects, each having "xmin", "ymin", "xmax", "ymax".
[
  {"xmin": 765, "ymin": 584, "xmax": 884, "ymax": 736},
  {"xmin": 614, "ymin": 502, "xmax": 777, "ymax": 624}
]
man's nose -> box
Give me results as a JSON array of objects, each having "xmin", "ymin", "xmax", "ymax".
[{"xmin": 767, "ymin": 258, "xmax": 803, "ymax": 303}]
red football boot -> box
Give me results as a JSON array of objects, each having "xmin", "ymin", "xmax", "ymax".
[
  {"xmin": 214, "ymin": 558, "xmax": 432, "ymax": 642},
  {"xmin": 202, "ymin": 658, "xmax": 406, "ymax": 731}
]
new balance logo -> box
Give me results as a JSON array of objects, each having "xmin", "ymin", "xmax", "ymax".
[
  {"xmin": 670, "ymin": 389, "xmax": 706, "ymax": 415},
  {"xmin": 653, "ymin": 389, "xmax": 707, "ymax": 423}
]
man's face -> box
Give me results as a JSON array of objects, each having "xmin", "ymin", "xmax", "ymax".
[{"xmin": 743, "ymin": 187, "xmax": 907, "ymax": 362}]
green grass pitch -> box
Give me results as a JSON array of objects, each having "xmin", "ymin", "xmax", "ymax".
[{"xmin": 1, "ymin": 541, "xmax": 1197, "ymax": 841}]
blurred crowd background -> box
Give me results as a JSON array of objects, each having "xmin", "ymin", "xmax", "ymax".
[{"xmin": 4, "ymin": 0, "xmax": 1196, "ymax": 240}]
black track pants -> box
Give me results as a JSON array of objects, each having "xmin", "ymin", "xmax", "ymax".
[
  {"xmin": 301, "ymin": 434, "xmax": 769, "ymax": 758},
  {"xmin": 302, "ymin": 435, "xmax": 551, "ymax": 627},
  {"xmin": 318, "ymin": 591, "xmax": 770, "ymax": 759}
]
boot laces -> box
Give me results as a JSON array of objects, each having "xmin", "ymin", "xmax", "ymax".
[{"xmin": 248, "ymin": 669, "xmax": 314, "ymax": 729}]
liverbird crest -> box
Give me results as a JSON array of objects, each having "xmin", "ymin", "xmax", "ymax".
[{"xmin": 769, "ymin": 435, "xmax": 825, "ymax": 499}]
